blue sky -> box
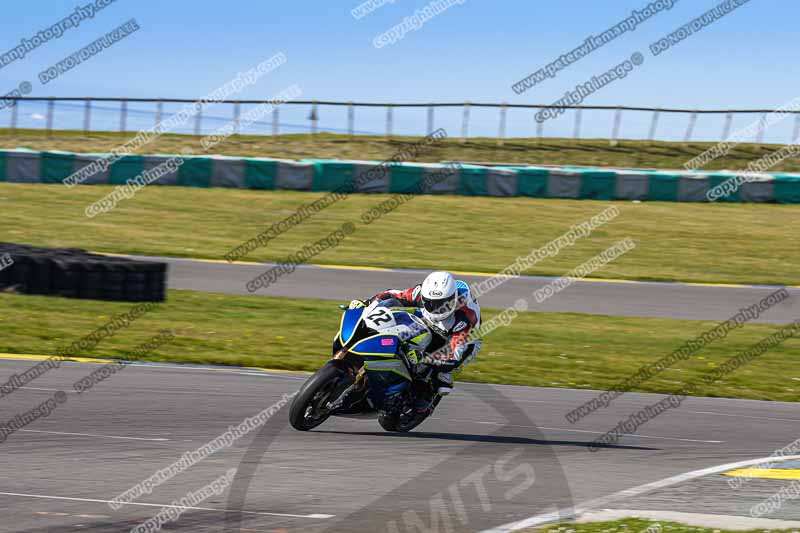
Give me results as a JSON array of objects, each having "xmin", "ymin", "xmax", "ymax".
[{"xmin": 0, "ymin": 0, "xmax": 797, "ymax": 141}]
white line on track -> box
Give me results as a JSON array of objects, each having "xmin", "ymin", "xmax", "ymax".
[
  {"xmin": 688, "ymin": 410, "xmax": 800, "ymax": 422},
  {"xmin": 18, "ymin": 429, "xmax": 170, "ymax": 442},
  {"xmin": 0, "ymin": 492, "xmax": 334, "ymax": 520},
  {"xmin": 441, "ymin": 418, "xmax": 723, "ymax": 444},
  {"xmin": 0, "ymin": 356, "xmax": 307, "ymax": 379},
  {"xmin": 480, "ymin": 454, "xmax": 800, "ymax": 532},
  {"xmin": 21, "ymin": 384, "xmax": 288, "ymax": 400},
  {"xmin": 538, "ymin": 426, "xmax": 722, "ymax": 444},
  {"xmin": 20, "ymin": 386, "xmax": 78, "ymax": 393},
  {"xmin": 461, "ymin": 396, "xmax": 562, "ymax": 405},
  {"xmin": 118, "ymin": 362, "xmax": 308, "ymax": 379}
]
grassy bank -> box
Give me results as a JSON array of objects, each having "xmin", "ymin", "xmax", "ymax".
[
  {"xmin": 2, "ymin": 129, "xmax": 800, "ymax": 172},
  {"xmin": 1, "ymin": 183, "xmax": 798, "ymax": 286},
  {"xmin": 1, "ymin": 290, "xmax": 798, "ymax": 402}
]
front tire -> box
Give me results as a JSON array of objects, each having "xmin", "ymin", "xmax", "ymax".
[{"xmin": 289, "ymin": 364, "xmax": 345, "ymax": 431}]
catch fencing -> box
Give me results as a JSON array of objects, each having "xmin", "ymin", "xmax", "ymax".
[{"xmin": 3, "ymin": 96, "xmax": 800, "ymax": 144}]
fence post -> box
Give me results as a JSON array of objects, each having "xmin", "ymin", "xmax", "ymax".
[
  {"xmin": 536, "ymin": 110, "xmax": 543, "ymax": 140},
  {"xmin": 9, "ymin": 98, "xmax": 18, "ymax": 132},
  {"xmin": 610, "ymin": 107, "xmax": 622, "ymax": 143},
  {"xmin": 721, "ymin": 112, "xmax": 733, "ymax": 141},
  {"xmin": 386, "ymin": 106, "xmax": 393, "ymax": 139},
  {"xmin": 573, "ymin": 108, "xmax": 582, "ymax": 139},
  {"xmin": 83, "ymin": 99, "xmax": 91, "ymax": 133},
  {"xmin": 347, "ymin": 102, "xmax": 354, "ymax": 137},
  {"xmin": 194, "ymin": 104, "xmax": 203, "ymax": 135},
  {"xmin": 794, "ymin": 113, "xmax": 800, "ymax": 142},
  {"xmin": 427, "ymin": 105, "xmax": 434, "ymax": 135},
  {"xmin": 497, "ymin": 103, "xmax": 507, "ymax": 146},
  {"xmin": 233, "ymin": 101, "xmax": 241, "ymax": 135},
  {"xmin": 309, "ymin": 101, "xmax": 318, "ymax": 135},
  {"xmin": 460, "ymin": 103, "xmax": 470, "ymax": 143},
  {"xmin": 648, "ymin": 110, "xmax": 660, "ymax": 140},
  {"xmin": 119, "ymin": 99, "xmax": 128, "ymax": 132},
  {"xmin": 684, "ymin": 111, "xmax": 697, "ymax": 142},
  {"xmin": 272, "ymin": 107, "xmax": 279, "ymax": 136},
  {"xmin": 46, "ymin": 99, "xmax": 54, "ymax": 136},
  {"xmin": 155, "ymin": 100, "xmax": 163, "ymax": 128},
  {"xmin": 756, "ymin": 113, "xmax": 766, "ymax": 144}
]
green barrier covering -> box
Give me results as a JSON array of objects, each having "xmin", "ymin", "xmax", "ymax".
[
  {"xmin": 579, "ymin": 170, "xmax": 617, "ymax": 200},
  {"xmin": 514, "ymin": 167, "xmax": 549, "ymax": 197},
  {"xmin": 2, "ymin": 149, "xmax": 800, "ymax": 203},
  {"xmin": 708, "ymin": 173, "xmax": 740, "ymax": 202},
  {"xmin": 40, "ymin": 151, "xmax": 75, "ymax": 184},
  {"xmin": 310, "ymin": 161, "xmax": 356, "ymax": 192},
  {"xmin": 458, "ymin": 166, "xmax": 489, "ymax": 196},
  {"xmin": 178, "ymin": 157, "xmax": 213, "ymax": 188},
  {"xmin": 774, "ymin": 175, "xmax": 800, "ymax": 204},
  {"xmin": 648, "ymin": 172, "xmax": 680, "ymax": 202},
  {"xmin": 110, "ymin": 155, "xmax": 145, "ymax": 185},
  {"xmin": 244, "ymin": 159, "xmax": 277, "ymax": 190},
  {"xmin": 390, "ymin": 164, "xmax": 425, "ymax": 193}
]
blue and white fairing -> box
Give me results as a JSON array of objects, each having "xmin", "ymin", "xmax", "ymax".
[{"xmin": 335, "ymin": 301, "xmax": 433, "ymax": 409}]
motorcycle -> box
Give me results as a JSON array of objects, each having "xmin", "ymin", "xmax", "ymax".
[{"xmin": 289, "ymin": 299, "xmax": 442, "ymax": 432}]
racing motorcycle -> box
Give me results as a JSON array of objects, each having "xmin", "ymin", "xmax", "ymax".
[{"xmin": 289, "ymin": 299, "xmax": 442, "ymax": 432}]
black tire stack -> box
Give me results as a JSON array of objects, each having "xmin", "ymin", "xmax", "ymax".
[{"xmin": 0, "ymin": 244, "xmax": 167, "ymax": 302}]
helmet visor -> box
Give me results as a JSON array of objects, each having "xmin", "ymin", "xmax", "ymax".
[{"xmin": 422, "ymin": 294, "xmax": 456, "ymax": 317}]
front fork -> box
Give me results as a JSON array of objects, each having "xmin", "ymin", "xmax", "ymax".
[{"xmin": 326, "ymin": 352, "xmax": 366, "ymax": 412}]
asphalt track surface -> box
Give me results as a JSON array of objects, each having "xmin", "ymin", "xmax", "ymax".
[
  {"xmin": 3, "ymin": 357, "xmax": 800, "ymax": 532},
  {"xmin": 131, "ymin": 255, "xmax": 800, "ymax": 323}
]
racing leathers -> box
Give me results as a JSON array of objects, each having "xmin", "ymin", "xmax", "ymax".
[{"xmin": 363, "ymin": 280, "xmax": 482, "ymax": 398}]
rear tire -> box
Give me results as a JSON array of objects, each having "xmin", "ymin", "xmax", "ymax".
[
  {"xmin": 289, "ymin": 364, "xmax": 345, "ymax": 431},
  {"xmin": 378, "ymin": 413, "xmax": 400, "ymax": 432},
  {"xmin": 378, "ymin": 407, "xmax": 432, "ymax": 433}
]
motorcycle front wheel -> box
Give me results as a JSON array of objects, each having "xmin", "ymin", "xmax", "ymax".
[{"xmin": 289, "ymin": 363, "xmax": 345, "ymax": 431}]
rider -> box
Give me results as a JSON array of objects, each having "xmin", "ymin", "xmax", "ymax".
[{"xmin": 350, "ymin": 271, "xmax": 482, "ymax": 411}]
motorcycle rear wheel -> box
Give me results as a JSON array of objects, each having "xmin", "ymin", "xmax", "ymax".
[
  {"xmin": 378, "ymin": 405, "xmax": 433, "ymax": 433},
  {"xmin": 289, "ymin": 364, "xmax": 344, "ymax": 431}
]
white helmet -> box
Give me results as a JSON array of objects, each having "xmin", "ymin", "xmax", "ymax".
[{"xmin": 420, "ymin": 271, "xmax": 458, "ymax": 322}]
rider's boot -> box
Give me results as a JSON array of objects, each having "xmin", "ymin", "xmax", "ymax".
[
  {"xmin": 412, "ymin": 378, "xmax": 435, "ymax": 413},
  {"xmin": 435, "ymin": 371, "xmax": 454, "ymax": 396},
  {"xmin": 413, "ymin": 370, "xmax": 454, "ymax": 413}
]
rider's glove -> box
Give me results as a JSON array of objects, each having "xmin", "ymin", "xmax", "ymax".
[
  {"xmin": 422, "ymin": 351, "xmax": 456, "ymax": 366},
  {"xmin": 348, "ymin": 299, "xmax": 366, "ymax": 309}
]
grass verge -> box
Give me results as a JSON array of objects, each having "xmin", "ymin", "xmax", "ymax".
[
  {"xmin": 1, "ymin": 290, "xmax": 798, "ymax": 402},
  {"xmin": 1, "ymin": 183, "xmax": 799, "ymax": 286},
  {"xmin": 3, "ymin": 129, "xmax": 800, "ymax": 172}
]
